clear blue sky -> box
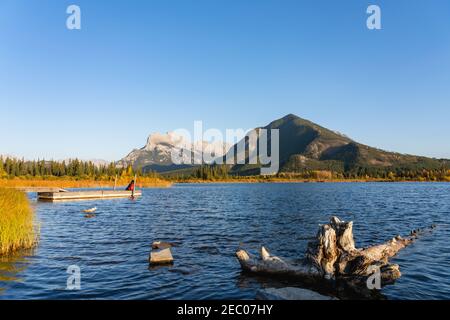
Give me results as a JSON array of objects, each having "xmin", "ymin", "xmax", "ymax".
[{"xmin": 1, "ymin": 0, "xmax": 449, "ymax": 161}]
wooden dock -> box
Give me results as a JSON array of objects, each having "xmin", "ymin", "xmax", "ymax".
[
  {"xmin": 37, "ymin": 190, "xmax": 142, "ymax": 201},
  {"xmin": 18, "ymin": 187, "xmax": 68, "ymax": 193}
]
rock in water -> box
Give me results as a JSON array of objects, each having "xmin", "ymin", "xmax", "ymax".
[
  {"xmin": 257, "ymin": 287, "xmax": 337, "ymax": 300},
  {"xmin": 152, "ymin": 241, "xmax": 173, "ymax": 250},
  {"xmin": 150, "ymin": 248, "xmax": 174, "ymax": 265}
]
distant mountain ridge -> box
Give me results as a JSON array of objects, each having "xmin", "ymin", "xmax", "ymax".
[
  {"xmin": 118, "ymin": 114, "xmax": 449, "ymax": 177},
  {"xmin": 117, "ymin": 132, "xmax": 230, "ymax": 171},
  {"xmin": 228, "ymin": 114, "xmax": 449, "ymax": 176}
]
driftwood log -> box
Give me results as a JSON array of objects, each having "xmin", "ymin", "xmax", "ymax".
[{"xmin": 236, "ymin": 216, "xmax": 435, "ymax": 295}]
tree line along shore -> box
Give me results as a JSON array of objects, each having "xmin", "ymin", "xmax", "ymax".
[
  {"xmin": 1, "ymin": 157, "xmax": 450, "ymax": 188},
  {"xmin": 0, "ymin": 157, "xmax": 170, "ymax": 188}
]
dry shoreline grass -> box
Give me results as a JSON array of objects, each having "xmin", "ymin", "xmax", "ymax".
[
  {"xmin": 172, "ymin": 177, "xmax": 450, "ymax": 183},
  {"xmin": 0, "ymin": 188, "xmax": 38, "ymax": 256},
  {"xmin": 1, "ymin": 177, "xmax": 447, "ymax": 188},
  {"xmin": 0, "ymin": 177, "xmax": 172, "ymax": 189},
  {"xmin": 176, "ymin": 179, "xmax": 378, "ymax": 183}
]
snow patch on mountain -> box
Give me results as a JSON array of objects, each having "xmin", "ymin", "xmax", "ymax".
[{"xmin": 118, "ymin": 132, "xmax": 231, "ymax": 168}]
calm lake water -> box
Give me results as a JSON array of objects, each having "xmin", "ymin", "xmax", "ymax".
[{"xmin": 1, "ymin": 183, "xmax": 449, "ymax": 300}]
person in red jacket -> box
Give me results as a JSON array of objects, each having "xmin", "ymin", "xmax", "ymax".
[{"xmin": 125, "ymin": 180, "xmax": 135, "ymax": 191}]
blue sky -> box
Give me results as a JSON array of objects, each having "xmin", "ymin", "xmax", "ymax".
[{"xmin": 1, "ymin": 0, "xmax": 449, "ymax": 161}]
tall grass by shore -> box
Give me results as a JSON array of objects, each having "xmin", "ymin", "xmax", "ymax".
[
  {"xmin": 0, "ymin": 177, "xmax": 172, "ymax": 189},
  {"xmin": 0, "ymin": 188, "xmax": 37, "ymax": 255}
]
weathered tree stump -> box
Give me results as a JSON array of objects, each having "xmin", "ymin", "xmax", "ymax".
[{"xmin": 236, "ymin": 216, "xmax": 434, "ymax": 294}]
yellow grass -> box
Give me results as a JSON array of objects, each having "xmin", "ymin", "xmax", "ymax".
[
  {"xmin": 0, "ymin": 177, "xmax": 172, "ymax": 189},
  {"xmin": 173, "ymin": 175, "xmax": 389, "ymax": 183},
  {"xmin": 0, "ymin": 188, "xmax": 37, "ymax": 256}
]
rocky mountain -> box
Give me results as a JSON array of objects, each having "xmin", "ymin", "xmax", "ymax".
[
  {"xmin": 117, "ymin": 114, "xmax": 449, "ymax": 176},
  {"xmin": 228, "ymin": 114, "xmax": 449, "ymax": 176},
  {"xmin": 117, "ymin": 132, "xmax": 230, "ymax": 172}
]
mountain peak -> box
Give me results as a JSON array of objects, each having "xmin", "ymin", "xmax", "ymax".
[
  {"xmin": 118, "ymin": 114, "xmax": 449, "ymax": 175},
  {"xmin": 281, "ymin": 113, "xmax": 301, "ymax": 121},
  {"xmin": 145, "ymin": 132, "xmax": 187, "ymax": 150},
  {"xmin": 119, "ymin": 132, "xmax": 231, "ymax": 169}
]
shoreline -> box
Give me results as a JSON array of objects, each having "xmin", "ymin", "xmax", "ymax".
[
  {"xmin": 1, "ymin": 178, "xmax": 448, "ymax": 189},
  {"xmin": 171, "ymin": 178, "xmax": 450, "ymax": 184},
  {"xmin": 0, "ymin": 178, "xmax": 172, "ymax": 189}
]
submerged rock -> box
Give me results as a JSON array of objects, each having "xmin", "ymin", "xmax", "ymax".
[
  {"xmin": 257, "ymin": 287, "xmax": 337, "ymax": 300},
  {"xmin": 150, "ymin": 248, "xmax": 174, "ymax": 265},
  {"xmin": 152, "ymin": 241, "xmax": 174, "ymax": 250}
]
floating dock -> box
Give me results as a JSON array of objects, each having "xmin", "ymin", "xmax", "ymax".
[
  {"xmin": 18, "ymin": 187, "xmax": 68, "ymax": 193},
  {"xmin": 37, "ymin": 190, "xmax": 142, "ymax": 202}
]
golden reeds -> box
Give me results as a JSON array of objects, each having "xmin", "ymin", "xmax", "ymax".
[
  {"xmin": 0, "ymin": 177, "xmax": 172, "ymax": 189},
  {"xmin": 0, "ymin": 188, "xmax": 38, "ymax": 255}
]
